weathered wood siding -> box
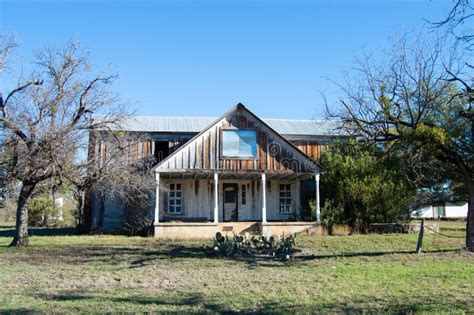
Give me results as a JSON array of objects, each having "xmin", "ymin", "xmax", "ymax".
[
  {"xmin": 158, "ymin": 179, "xmax": 301, "ymax": 222},
  {"xmin": 92, "ymin": 137, "xmax": 326, "ymax": 169},
  {"xmin": 157, "ymin": 107, "xmax": 318, "ymax": 174},
  {"xmin": 292, "ymin": 140, "xmax": 328, "ymax": 162},
  {"xmin": 93, "ymin": 138, "xmax": 157, "ymax": 169}
]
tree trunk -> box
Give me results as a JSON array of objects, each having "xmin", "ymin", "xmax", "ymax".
[
  {"xmin": 76, "ymin": 187, "xmax": 93, "ymax": 234},
  {"xmin": 78, "ymin": 190, "xmax": 85, "ymax": 225},
  {"xmin": 467, "ymin": 183, "xmax": 474, "ymax": 251},
  {"xmin": 9, "ymin": 183, "xmax": 36, "ymax": 247},
  {"xmin": 76, "ymin": 189, "xmax": 86, "ymax": 233}
]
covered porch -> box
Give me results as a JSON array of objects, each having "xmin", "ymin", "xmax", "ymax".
[{"xmin": 153, "ymin": 170, "xmax": 322, "ymax": 239}]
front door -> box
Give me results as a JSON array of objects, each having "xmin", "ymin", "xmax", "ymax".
[{"xmin": 223, "ymin": 184, "xmax": 238, "ymax": 221}]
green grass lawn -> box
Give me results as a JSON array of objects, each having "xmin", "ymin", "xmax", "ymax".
[
  {"xmin": 0, "ymin": 231, "xmax": 472, "ymax": 313},
  {"xmin": 410, "ymin": 219, "xmax": 467, "ymax": 230},
  {"xmin": 425, "ymin": 220, "xmax": 467, "ymax": 230}
]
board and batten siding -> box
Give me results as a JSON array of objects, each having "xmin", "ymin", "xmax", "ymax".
[
  {"xmin": 92, "ymin": 137, "xmax": 326, "ymax": 168},
  {"xmin": 293, "ymin": 140, "xmax": 328, "ymax": 162},
  {"xmin": 158, "ymin": 179, "xmax": 301, "ymax": 221},
  {"xmin": 156, "ymin": 106, "xmax": 318, "ymax": 174}
]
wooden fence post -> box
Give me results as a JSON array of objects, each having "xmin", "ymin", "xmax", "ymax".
[{"xmin": 416, "ymin": 218, "xmax": 425, "ymax": 254}]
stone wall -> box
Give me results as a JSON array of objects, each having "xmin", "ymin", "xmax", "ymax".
[{"xmin": 369, "ymin": 223, "xmax": 439, "ymax": 234}]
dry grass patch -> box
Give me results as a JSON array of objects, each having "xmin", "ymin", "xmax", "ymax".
[{"xmin": 0, "ymin": 232, "xmax": 472, "ymax": 313}]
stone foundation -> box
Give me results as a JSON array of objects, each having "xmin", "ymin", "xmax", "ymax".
[
  {"xmin": 218, "ymin": 222, "xmax": 261, "ymax": 235},
  {"xmin": 261, "ymin": 222, "xmax": 318, "ymax": 236},
  {"xmin": 154, "ymin": 221, "xmax": 325, "ymax": 239},
  {"xmin": 154, "ymin": 222, "xmax": 219, "ymax": 240}
]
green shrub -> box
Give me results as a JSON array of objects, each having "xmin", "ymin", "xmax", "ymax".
[
  {"xmin": 320, "ymin": 199, "xmax": 345, "ymax": 234},
  {"xmin": 303, "ymin": 199, "xmax": 317, "ymax": 221},
  {"xmin": 320, "ymin": 139, "xmax": 416, "ymax": 232},
  {"xmin": 27, "ymin": 197, "xmax": 57, "ymax": 227},
  {"xmin": 58, "ymin": 199, "xmax": 78, "ymax": 227}
]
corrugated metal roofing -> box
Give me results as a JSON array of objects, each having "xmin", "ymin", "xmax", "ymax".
[{"xmin": 116, "ymin": 116, "xmax": 341, "ymax": 136}]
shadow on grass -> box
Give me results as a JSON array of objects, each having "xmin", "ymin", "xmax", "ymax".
[
  {"xmin": 30, "ymin": 292, "xmax": 228, "ymax": 312},
  {"xmin": 130, "ymin": 245, "xmax": 210, "ymax": 268},
  {"xmin": 0, "ymin": 227, "xmax": 77, "ymax": 237},
  {"xmin": 293, "ymin": 247, "xmax": 462, "ymax": 261},
  {"xmin": 13, "ymin": 291, "xmax": 471, "ymax": 313},
  {"xmin": 129, "ymin": 245, "xmax": 464, "ymax": 269},
  {"xmin": 35, "ymin": 293, "xmax": 91, "ymax": 301}
]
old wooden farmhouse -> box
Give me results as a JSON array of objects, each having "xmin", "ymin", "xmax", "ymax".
[{"xmin": 89, "ymin": 103, "xmax": 340, "ymax": 238}]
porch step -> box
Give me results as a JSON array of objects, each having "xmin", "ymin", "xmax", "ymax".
[{"xmin": 219, "ymin": 222, "xmax": 261, "ymax": 236}]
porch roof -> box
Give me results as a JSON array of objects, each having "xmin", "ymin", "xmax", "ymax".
[{"xmin": 157, "ymin": 169, "xmax": 314, "ymax": 181}]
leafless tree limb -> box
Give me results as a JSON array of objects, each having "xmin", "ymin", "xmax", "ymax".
[
  {"xmin": 326, "ymin": 33, "xmax": 474, "ymax": 250},
  {"xmin": 1, "ymin": 40, "xmax": 152, "ymax": 246}
]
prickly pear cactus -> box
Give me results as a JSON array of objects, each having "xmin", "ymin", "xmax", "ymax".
[{"xmin": 210, "ymin": 232, "xmax": 297, "ymax": 260}]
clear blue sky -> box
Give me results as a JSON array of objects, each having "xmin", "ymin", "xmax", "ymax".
[{"xmin": 0, "ymin": 0, "xmax": 452, "ymax": 119}]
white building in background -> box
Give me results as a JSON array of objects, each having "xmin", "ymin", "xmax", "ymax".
[
  {"xmin": 412, "ymin": 202, "xmax": 468, "ymax": 219},
  {"xmin": 54, "ymin": 197, "xmax": 64, "ymax": 209},
  {"xmin": 54, "ymin": 197, "xmax": 64, "ymax": 221}
]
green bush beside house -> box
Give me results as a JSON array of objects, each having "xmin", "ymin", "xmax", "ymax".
[{"xmin": 318, "ymin": 140, "xmax": 416, "ymax": 233}]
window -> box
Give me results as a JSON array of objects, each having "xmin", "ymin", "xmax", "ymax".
[
  {"xmin": 224, "ymin": 190, "xmax": 236, "ymax": 203},
  {"xmin": 279, "ymin": 184, "xmax": 292, "ymax": 213},
  {"xmin": 169, "ymin": 183, "xmax": 182, "ymax": 214},
  {"xmin": 222, "ymin": 129, "xmax": 257, "ymax": 158},
  {"xmin": 241, "ymin": 185, "xmax": 246, "ymax": 205},
  {"xmin": 154, "ymin": 141, "xmax": 170, "ymax": 163}
]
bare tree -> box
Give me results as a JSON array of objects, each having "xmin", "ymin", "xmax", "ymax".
[
  {"xmin": 0, "ymin": 32, "xmax": 17, "ymax": 74},
  {"xmin": 327, "ymin": 35, "xmax": 474, "ymax": 251},
  {"xmin": 433, "ymin": 0, "xmax": 474, "ymax": 250},
  {"xmin": 432, "ymin": 0, "xmax": 473, "ymax": 124},
  {"xmin": 0, "ymin": 32, "xmax": 18, "ymax": 207},
  {"xmin": 0, "ymin": 40, "xmax": 144, "ymax": 246},
  {"xmin": 69, "ymin": 129, "xmax": 156, "ymax": 232},
  {"xmin": 432, "ymin": 0, "xmax": 474, "ymax": 48}
]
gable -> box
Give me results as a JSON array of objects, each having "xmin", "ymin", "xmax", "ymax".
[{"xmin": 154, "ymin": 104, "xmax": 320, "ymax": 174}]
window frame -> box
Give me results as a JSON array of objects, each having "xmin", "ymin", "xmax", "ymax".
[
  {"xmin": 221, "ymin": 128, "xmax": 259, "ymax": 160},
  {"xmin": 279, "ymin": 184, "xmax": 292, "ymax": 213},
  {"xmin": 168, "ymin": 183, "xmax": 183, "ymax": 214},
  {"xmin": 241, "ymin": 184, "xmax": 246, "ymax": 205}
]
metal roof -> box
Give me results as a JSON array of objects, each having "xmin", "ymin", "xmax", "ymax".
[{"xmin": 116, "ymin": 116, "xmax": 341, "ymax": 136}]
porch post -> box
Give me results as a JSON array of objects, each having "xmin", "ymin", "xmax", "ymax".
[
  {"xmin": 214, "ymin": 172, "xmax": 219, "ymax": 223},
  {"xmin": 262, "ymin": 173, "xmax": 267, "ymax": 223},
  {"xmin": 295, "ymin": 180, "xmax": 301, "ymax": 220},
  {"xmin": 154, "ymin": 172, "xmax": 160, "ymax": 224},
  {"xmin": 315, "ymin": 172, "xmax": 321, "ymax": 223}
]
